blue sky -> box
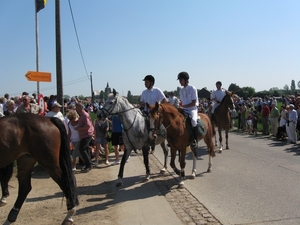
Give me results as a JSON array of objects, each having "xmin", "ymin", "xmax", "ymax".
[{"xmin": 1, "ymin": 0, "xmax": 299, "ymax": 98}]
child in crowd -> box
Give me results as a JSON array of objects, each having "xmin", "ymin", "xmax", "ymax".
[
  {"xmin": 252, "ymin": 110, "xmax": 258, "ymax": 135},
  {"xmin": 94, "ymin": 112, "xmax": 110, "ymax": 165},
  {"xmin": 66, "ymin": 110, "xmax": 81, "ymax": 171}
]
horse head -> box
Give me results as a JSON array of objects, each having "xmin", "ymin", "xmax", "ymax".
[
  {"xmin": 100, "ymin": 89, "xmax": 119, "ymax": 117},
  {"xmin": 223, "ymin": 91, "xmax": 235, "ymax": 110},
  {"xmin": 146, "ymin": 102, "xmax": 163, "ymax": 141}
]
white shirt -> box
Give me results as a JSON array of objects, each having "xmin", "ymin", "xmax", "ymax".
[
  {"xmin": 45, "ymin": 111, "xmax": 65, "ymax": 122},
  {"xmin": 179, "ymin": 84, "xmax": 199, "ymax": 111},
  {"xmin": 211, "ymin": 89, "xmax": 226, "ymax": 103},
  {"xmin": 140, "ymin": 86, "xmax": 166, "ymax": 111},
  {"xmin": 68, "ymin": 123, "xmax": 80, "ymax": 142}
]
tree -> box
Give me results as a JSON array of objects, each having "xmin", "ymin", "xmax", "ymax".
[
  {"xmin": 291, "ymin": 80, "xmax": 296, "ymax": 92},
  {"xmin": 241, "ymin": 87, "xmax": 255, "ymax": 98},
  {"xmin": 228, "ymin": 83, "xmax": 241, "ymax": 94},
  {"xmin": 127, "ymin": 90, "xmax": 133, "ymax": 103}
]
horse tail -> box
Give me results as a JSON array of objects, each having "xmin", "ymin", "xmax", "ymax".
[
  {"xmin": 0, "ymin": 163, "xmax": 14, "ymax": 197},
  {"xmin": 50, "ymin": 117, "xmax": 79, "ymax": 209}
]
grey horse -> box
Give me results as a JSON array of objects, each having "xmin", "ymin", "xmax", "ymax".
[{"xmin": 100, "ymin": 89, "xmax": 168, "ymax": 187}]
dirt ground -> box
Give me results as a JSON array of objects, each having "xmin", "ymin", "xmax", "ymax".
[{"xmin": 0, "ymin": 159, "xmax": 120, "ymax": 225}]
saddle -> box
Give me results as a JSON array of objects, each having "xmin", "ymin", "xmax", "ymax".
[{"xmin": 180, "ymin": 110, "xmax": 207, "ymax": 145}]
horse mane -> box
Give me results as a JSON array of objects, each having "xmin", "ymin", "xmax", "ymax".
[
  {"xmin": 160, "ymin": 103, "xmax": 183, "ymax": 120},
  {"xmin": 220, "ymin": 90, "xmax": 232, "ymax": 104}
]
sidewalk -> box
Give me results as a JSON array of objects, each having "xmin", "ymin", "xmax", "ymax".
[{"xmin": 95, "ymin": 151, "xmax": 184, "ymax": 225}]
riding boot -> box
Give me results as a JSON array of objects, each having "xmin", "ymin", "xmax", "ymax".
[{"xmin": 191, "ymin": 126, "xmax": 199, "ymax": 149}]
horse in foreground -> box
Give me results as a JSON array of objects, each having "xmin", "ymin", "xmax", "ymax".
[
  {"xmin": 100, "ymin": 89, "xmax": 169, "ymax": 187},
  {"xmin": 0, "ymin": 114, "xmax": 78, "ymax": 224},
  {"xmin": 213, "ymin": 91, "xmax": 235, "ymax": 151},
  {"xmin": 147, "ymin": 102, "xmax": 216, "ymax": 188}
]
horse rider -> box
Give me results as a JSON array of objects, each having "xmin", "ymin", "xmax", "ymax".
[
  {"xmin": 210, "ymin": 81, "xmax": 226, "ymax": 124},
  {"xmin": 177, "ymin": 71, "xmax": 199, "ymax": 149},
  {"xmin": 140, "ymin": 75, "xmax": 168, "ymax": 115}
]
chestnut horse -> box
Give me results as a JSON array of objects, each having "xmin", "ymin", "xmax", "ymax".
[
  {"xmin": 0, "ymin": 113, "xmax": 78, "ymax": 224},
  {"xmin": 147, "ymin": 102, "xmax": 215, "ymax": 188},
  {"xmin": 213, "ymin": 91, "xmax": 235, "ymax": 151}
]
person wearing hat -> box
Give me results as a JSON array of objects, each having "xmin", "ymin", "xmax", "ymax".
[
  {"xmin": 287, "ymin": 104, "xmax": 298, "ymax": 144},
  {"xmin": 140, "ymin": 75, "xmax": 167, "ymax": 114},
  {"xmin": 177, "ymin": 71, "xmax": 199, "ymax": 149},
  {"xmin": 45, "ymin": 102, "xmax": 65, "ymax": 122},
  {"xmin": 210, "ymin": 81, "xmax": 226, "ymax": 124}
]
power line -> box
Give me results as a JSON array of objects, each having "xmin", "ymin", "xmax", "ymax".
[{"xmin": 67, "ymin": 0, "xmax": 90, "ymax": 80}]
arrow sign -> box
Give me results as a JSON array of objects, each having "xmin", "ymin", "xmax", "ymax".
[{"xmin": 25, "ymin": 71, "xmax": 51, "ymax": 82}]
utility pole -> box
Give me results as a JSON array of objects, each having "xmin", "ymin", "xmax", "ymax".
[
  {"xmin": 55, "ymin": 0, "xmax": 63, "ymax": 114},
  {"xmin": 90, "ymin": 72, "xmax": 94, "ymax": 103}
]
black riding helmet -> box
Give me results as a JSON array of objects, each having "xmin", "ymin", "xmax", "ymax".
[
  {"xmin": 177, "ymin": 71, "xmax": 189, "ymax": 80},
  {"xmin": 216, "ymin": 81, "xmax": 222, "ymax": 86},
  {"xmin": 143, "ymin": 75, "xmax": 155, "ymax": 84}
]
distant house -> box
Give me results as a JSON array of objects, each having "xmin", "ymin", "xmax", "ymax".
[{"xmin": 198, "ymin": 88, "xmax": 211, "ymax": 99}]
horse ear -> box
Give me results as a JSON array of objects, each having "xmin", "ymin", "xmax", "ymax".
[
  {"xmin": 146, "ymin": 103, "xmax": 150, "ymax": 109},
  {"xmin": 113, "ymin": 89, "xmax": 117, "ymax": 96},
  {"xmin": 155, "ymin": 102, "xmax": 159, "ymax": 109}
]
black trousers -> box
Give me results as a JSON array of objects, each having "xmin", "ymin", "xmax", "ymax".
[{"xmin": 79, "ymin": 136, "xmax": 92, "ymax": 167}]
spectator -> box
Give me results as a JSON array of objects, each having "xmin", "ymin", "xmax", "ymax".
[
  {"xmin": 261, "ymin": 102, "xmax": 270, "ymax": 135},
  {"xmin": 287, "ymin": 104, "xmax": 298, "ymax": 144},
  {"xmin": 111, "ymin": 114, "xmax": 124, "ymax": 165},
  {"xmin": 4, "ymin": 100, "xmax": 15, "ymax": 116},
  {"xmin": 94, "ymin": 111, "xmax": 110, "ymax": 165},
  {"xmin": 252, "ymin": 110, "xmax": 258, "ymax": 135},
  {"xmin": 16, "ymin": 95, "xmax": 41, "ymax": 114},
  {"xmin": 66, "ymin": 110, "xmax": 81, "ymax": 171},
  {"xmin": 0, "ymin": 97, "xmax": 5, "ymax": 117},
  {"xmin": 168, "ymin": 92, "xmax": 180, "ymax": 108},
  {"xmin": 75, "ymin": 102, "xmax": 95, "ymax": 172},
  {"xmin": 45, "ymin": 102, "xmax": 64, "ymax": 122},
  {"xmin": 269, "ymin": 103, "xmax": 279, "ymax": 136}
]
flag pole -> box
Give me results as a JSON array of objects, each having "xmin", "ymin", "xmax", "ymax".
[{"xmin": 35, "ymin": 0, "xmax": 40, "ymax": 96}]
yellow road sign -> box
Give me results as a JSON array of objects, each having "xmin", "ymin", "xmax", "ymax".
[{"xmin": 25, "ymin": 71, "xmax": 51, "ymax": 82}]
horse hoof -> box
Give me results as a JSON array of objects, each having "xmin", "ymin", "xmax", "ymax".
[
  {"xmin": 0, "ymin": 200, "xmax": 7, "ymax": 207},
  {"xmin": 177, "ymin": 182, "xmax": 185, "ymax": 189},
  {"xmin": 116, "ymin": 182, "xmax": 123, "ymax": 187},
  {"xmin": 226, "ymin": 147, "xmax": 229, "ymax": 150},
  {"xmin": 207, "ymin": 168, "xmax": 212, "ymax": 173},
  {"xmin": 190, "ymin": 174, "xmax": 196, "ymax": 179},
  {"xmin": 61, "ymin": 219, "xmax": 74, "ymax": 225},
  {"xmin": 160, "ymin": 168, "xmax": 166, "ymax": 174},
  {"xmin": 218, "ymin": 150, "xmax": 222, "ymax": 153}
]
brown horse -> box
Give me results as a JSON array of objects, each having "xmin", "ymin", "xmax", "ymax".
[
  {"xmin": 147, "ymin": 102, "xmax": 215, "ymax": 188},
  {"xmin": 0, "ymin": 113, "xmax": 78, "ymax": 224},
  {"xmin": 213, "ymin": 91, "xmax": 235, "ymax": 151}
]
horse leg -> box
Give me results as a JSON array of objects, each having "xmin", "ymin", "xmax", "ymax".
[
  {"xmin": 142, "ymin": 146, "xmax": 151, "ymax": 181},
  {"xmin": 218, "ymin": 128, "xmax": 223, "ymax": 152},
  {"xmin": 0, "ymin": 163, "xmax": 13, "ymax": 207},
  {"xmin": 6, "ymin": 155, "xmax": 36, "ymax": 223},
  {"xmin": 190, "ymin": 150, "xmax": 197, "ymax": 179},
  {"xmin": 214, "ymin": 134, "xmax": 218, "ymax": 147},
  {"xmin": 225, "ymin": 129, "xmax": 229, "ymax": 149},
  {"xmin": 160, "ymin": 141, "xmax": 169, "ymax": 173},
  {"xmin": 169, "ymin": 147, "xmax": 180, "ymax": 175},
  {"xmin": 178, "ymin": 148, "xmax": 186, "ymax": 189},
  {"xmin": 116, "ymin": 147, "xmax": 131, "ymax": 187}
]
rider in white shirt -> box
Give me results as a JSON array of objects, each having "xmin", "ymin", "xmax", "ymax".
[
  {"xmin": 177, "ymin": 72, "xmax": 199, "ymax": 149},
  {"xmin": 211, "ymin": 81, "xmax": 226, "ymax": 124},
  {"xmin": 140, "ymin": 75, "xmax": 167, "ymax": 114}
]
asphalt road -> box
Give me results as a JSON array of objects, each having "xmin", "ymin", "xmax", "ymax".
[{"xmin": 152, "ymin": 132, "xmax": 300, "ymax": 225}]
